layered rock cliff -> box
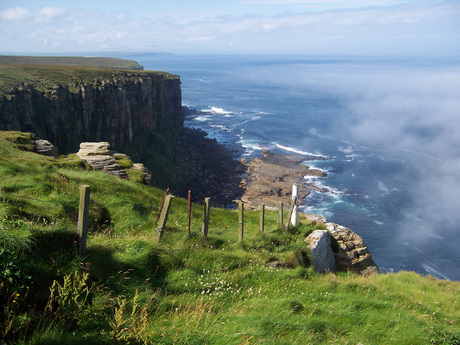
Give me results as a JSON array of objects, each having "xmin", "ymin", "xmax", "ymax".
[{"xmin": 0, "ymin": 69, "xmax": 182, "ymax": 153}]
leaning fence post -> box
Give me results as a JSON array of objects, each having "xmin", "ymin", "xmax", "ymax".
[
  {"xmin": 279, "ymin": 202, "xmax": 284, "ymax": 228},
  {"xmin": 260, "ymin": 203, "xmax": 265, "ymax": 233},
  {"xmin": 155, "ymin": 186, "xmax": 170, "ymax": 224},
  {"xmin": 201, "ymin": 197, "xmax": 211, "ymax": 238},
  {"xmin": 238, "ymin": 201, "xmax": 244, "ymax": 241},
  {"xmin": 285, "ymin": 196, "xmax": 298, "ymax": 231},
  {"xmin": 77, "ymin": 185, "xmax": 91, "ymax": 256},
  {"xmin": 155, "ymin": 195, "xmax": 174, "ymax": 243}
]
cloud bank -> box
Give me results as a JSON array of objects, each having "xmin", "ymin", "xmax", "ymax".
[{"xmin": 0, "ymin": 1, "xmax": 459, "ymax": 55}]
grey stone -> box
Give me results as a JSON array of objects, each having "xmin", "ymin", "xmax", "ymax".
[
  {"xmin": 77, "ymin": 142, "xmax": 110, "ymax": 157},
  {"xmin": 305, "ymin": 230, "xmax": 336, "ymax": 273},
  {"xmin": 34, "ymin": 139, "xmax": 58, "ymax": 157}
]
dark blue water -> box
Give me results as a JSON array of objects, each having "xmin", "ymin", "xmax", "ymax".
[{"xmin": 129, "ymin": 54, "xmax": 460, "ymax": 281}]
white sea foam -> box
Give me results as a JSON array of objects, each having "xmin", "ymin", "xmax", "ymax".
[
  {"xmin": 421, "ymin": 263, "xmax": 450, "ymax": 280},
  {"xmin": 210, "ymin": 124, "xmax": 230, "ymax": 131},
  {"xmin": 195, "ymin": 115, "xmax": 212, "ymax": 122},
  {"xmin": 238, "ymin": 136, "xmax": 265, "ymax": 155},
  {"xmin": 300, "ymin": 204, "xmax": 333, "ymax": 219},
  {"xmin": 202, "ymin": 106, "xmax": 235, "ymax": 115},
  {"xmin": 274, "ymin": 143, "xmax": 328, "ymax": 158}
]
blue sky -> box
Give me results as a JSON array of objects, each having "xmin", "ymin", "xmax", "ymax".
[{"xmin": 1, "ymin": 0, "xmax": 459, "ymax": 55}]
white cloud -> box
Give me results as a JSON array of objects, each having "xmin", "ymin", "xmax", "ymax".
[
  {"xmin": 37, "ymin": 7, "xmax": 67, "ymax": 22},
  {"xmin": 0, "ymin": 0, "xmax": 458, "ymax": 54},
  {"xmin": 0, "ymin": 7, "xmax": 31, "ymax": 21}
]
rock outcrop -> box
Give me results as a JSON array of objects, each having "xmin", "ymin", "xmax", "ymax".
[
  {"xmin": 132, "ymin": 163, "xmax": 152, "ymax": 185},
  {"xmin": 325, "ymin": 222, "xmax": 379, "ymax": 276},
  {"xmin": 76, "ymin": 142, "xmax": 152, "ymax": 183},
  {"xmin": 0, "ymin": 71, "xmax": 182, "ymax": 153},
  {"xmin": 240, "ymin": 151, "xmax": 327, "ymax": 209},
  {"xmin": 77, "ymin": 142, "xmax": 128, "ymax": 179},
  {"xmin": 305, "ymin": 230, "xmax": 336, "ymax": 273},
  {"xmin": 34, "ymin": 138, "xmax": 58, "ymax": 157},
  {"xmin": 302, "ymin": 214, "xmax": 379, "ymax": 275}
]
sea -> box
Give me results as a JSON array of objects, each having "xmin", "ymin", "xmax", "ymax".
[{"xmin": 127, "ymin": 54, "xmax": 460, "ymax": 281}]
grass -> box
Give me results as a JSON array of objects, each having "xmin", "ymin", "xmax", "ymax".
[
  {"xmin": 0, "ymin": 131, "xmax": 459, "ymax": 344},
  {"xmin": 0, "ymin": 56, "xmax": 144, "ymax": 70},
  {"xmin": 0, "ymin": 58, "xmax": 179, "ymax": 97}
]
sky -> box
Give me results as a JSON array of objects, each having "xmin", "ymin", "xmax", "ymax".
[{"xmin": 1, "ymin": 0, "xmax": 460, "ymax": 55}]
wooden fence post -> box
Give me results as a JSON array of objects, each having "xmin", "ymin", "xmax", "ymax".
[
  {"xmin": 238, "ymin": 201, "xmax": 244, "ymax": 241},
  {"xmin": 202, "ymin": 197, "xmax": 211, "ymax": 238},
  {"xmin": 279, "ymin": 202, "xmax": 284, "ymax": 228},
  {"xmin": 285, "ymin": 196, "xmax": 298, "ymax": 231},
  {"xmin": 260, "ymin": 203, "xmax": 265, "ymax": 233},
  {"xmin": 155, "ymin": 195, "xmax": 174, "ymax": 243},
  {"xmin": 187, "ymin": 190, "xmax": 192, "ymax": 237},
  {"xmin": 291, "ymin": 184, "xmax": 299, "ymax": 227},
  {"xmin": 155, "ymin": 186, "xmax": 170, "ymax": 224},
  {"xmin": 77, "ymin": 185, "xmax": 91, "ymax": 256}
]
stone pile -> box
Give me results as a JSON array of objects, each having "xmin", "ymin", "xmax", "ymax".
[
  {"xmin": 77, "ymin": 142, "xmax": 129, "ymax": 179},
  {"xmin": 302, "ymin": 214, "xmax": 379, "ymax": 276},
  {"xmin": 325, "ymin": 222, "xmax": 379, "ymax": 276}
]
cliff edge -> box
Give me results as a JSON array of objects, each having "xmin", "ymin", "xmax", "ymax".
[{"xmin": 0, "ymin": 62, "xmax": 182, "ymax": 153}]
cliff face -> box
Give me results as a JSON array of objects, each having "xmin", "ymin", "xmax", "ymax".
[{"xmin": 0, "ymin": 72, "xmax": 182, "ymax": 153}]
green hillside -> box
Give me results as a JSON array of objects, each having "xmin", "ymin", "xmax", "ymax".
[
  {"xmin": 0, "ymin": 56, "xmax": 143, "ymax": 70},
  {"xmin": 0, "ymin": 131, "xmax": 458, "ymax": 344}
]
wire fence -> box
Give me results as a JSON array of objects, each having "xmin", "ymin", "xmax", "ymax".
[{"xmin": 1, "ymin": 184, "xmax": 300, "ymax": 255}]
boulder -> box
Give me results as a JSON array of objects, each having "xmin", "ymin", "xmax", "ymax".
[
  {"xmin": 34, "ymin": 139, "xmax": 58, "ymax": 157},
  {"xmin": 77, "ymin": 142, "xmax": 110, "ymax": 157},
  {"xmin": 305, "ymin": 230, "xmax": 336, "ymax": 273}
]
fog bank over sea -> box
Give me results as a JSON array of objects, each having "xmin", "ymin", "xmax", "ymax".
[{"xmin": 131, "ymin": 54, "xmax": 460, "ymax": 280}]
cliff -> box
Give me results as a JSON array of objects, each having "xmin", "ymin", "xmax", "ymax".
[
  {"xmin": 0, "ymin": 59, "xmax": 243, "ymax": 204},
  {"xmin": 0, "ymin": 64, "xmax": 182, "ymax": 153}
]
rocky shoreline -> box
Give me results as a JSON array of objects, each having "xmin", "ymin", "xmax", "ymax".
[
  {"xmin": 239, "ymin": 150, "xmax": 327, "ymax": 210},
  {"xmin": 237, "ymin": 150, "xmax": 379, "ymax": 275}
]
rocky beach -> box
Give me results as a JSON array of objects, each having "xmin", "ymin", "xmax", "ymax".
[{"xmin": 239, "ymin": 150, "xmax": 327, "ymax": 210}]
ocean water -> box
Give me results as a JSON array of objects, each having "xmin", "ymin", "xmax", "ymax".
[{"xmin": 129, "ymin": 54, "xmax": 460, "ymax": 281}]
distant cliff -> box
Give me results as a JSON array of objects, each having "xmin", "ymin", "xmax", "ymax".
[{"xmin": 0, "ymin": 65, "xmax": 182, "ymax": 153}]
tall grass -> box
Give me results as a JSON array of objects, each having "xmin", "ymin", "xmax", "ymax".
[{"xmin": 0, "ymin": 131, "xmax": 459, "ymax": 344}]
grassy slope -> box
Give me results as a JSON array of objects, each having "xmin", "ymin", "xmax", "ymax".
[
  {"xmin": 0, "ymin": 56, "xmax": 178, "ymax": 97},
  {"xmin": 0, "ymin": 56, "xmax": 143, "ymax": 70},
  {"xmin": 0, "ymin": 131, "xmax": 458, "ymax": 345}
]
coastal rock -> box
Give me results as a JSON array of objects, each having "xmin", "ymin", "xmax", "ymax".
[
  {"xmin": 325, "ymin": 222, "xmax": 379, "ymax": 276},
  {"xmin": 305, "ymin": 230, "xmax": 336, "ymax": 273},
  {"xmin": 34, "ymin": 139, "xmax": 58, "ymax": 157}
]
